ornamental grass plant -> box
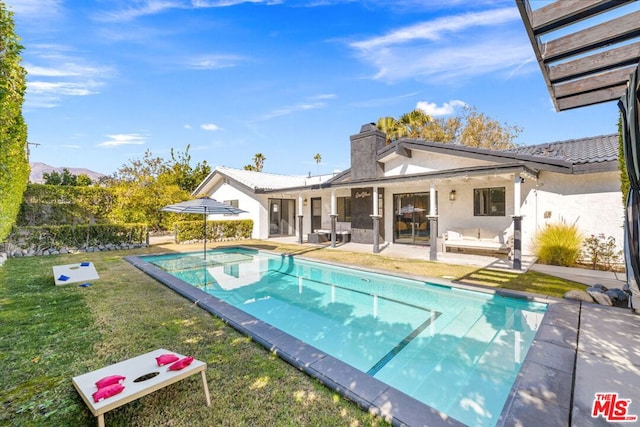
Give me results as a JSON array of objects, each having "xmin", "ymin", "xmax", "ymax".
[{"xmin": 534, "ymin": 222, "xmax": 584, "ymax": 266}]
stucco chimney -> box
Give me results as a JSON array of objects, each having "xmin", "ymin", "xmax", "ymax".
[{"xmin": 349, "ymin": 123, "xmax": 386, "ymax": 180}]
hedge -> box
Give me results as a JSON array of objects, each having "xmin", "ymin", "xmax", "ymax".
[
  {"xmin": 7, "ymin": 223, "xmax": 147, "ymax": 253},
  {"xmin": 17, "ymin": 184, "xmax": 115, "ymax": 226},
  {"xmin": 175, "ymin": 219, "xmax": 253, "ymax": 243}
]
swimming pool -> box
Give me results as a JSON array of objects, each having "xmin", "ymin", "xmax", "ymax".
[{"xmin": 133, "ymin": 248, "xmax": 547, "ymax": 426}]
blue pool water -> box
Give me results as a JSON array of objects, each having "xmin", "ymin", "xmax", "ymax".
[{"xmin": 142, "ymin": 248, "xmax": 546, "ymax": 426}]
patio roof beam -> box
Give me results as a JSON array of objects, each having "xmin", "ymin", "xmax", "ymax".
[
  {"xmin": 530, "ymin": 0, "xmax": 635, "ymax": 36},
  {"xmin": 556, "ymin": 83, "xmax": 629, "ymax": 110},
  {"xmin": 548, "ymin": 41, "xmax": 640, "ymax": 84},
  {"xmin": 516, "ymin": 0, "xmax": 640, "ymax": 111},
  {"xmin": 542, "ymin": 11, "xmax": 640, "ymax": 63},
  {"xmin": 553, "ymin": 66, "xmax": 637, "ymax": 98}
]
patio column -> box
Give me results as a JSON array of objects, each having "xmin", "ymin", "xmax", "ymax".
[
  {"xmin": 512, "ymin": 176, "xmax": 524, "ymax": 270},
  {"xmin": 330, "ymin": 190, "xmax": 337, "ymax": 248},
  {"xmin": 372, "ymin": 186, "xmax": 381, "ymax": 254},
  {"xmin": 298, "ymin": 194, "xmax": 304, "ymax": 244},
  {"xmin": 428, "ymin": 181, "xmax": 438, "ymax": 261}
]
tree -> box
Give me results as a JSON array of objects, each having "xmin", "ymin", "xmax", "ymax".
[
  {"xmin": 376, "ymin": 117, "xmax": 402, "ymax": 144},
  {"xmin": 166, "ymin": 145, "xmax": 211, "ymax": 192},
  {"xmin": 376, "ymin": 105, "xmax": 521, "ymax": 150},
  {"xmin": 0, "ymin": 4, "xmax": 29, "ymax": 242},
  {"xmin": 253, "ymin": 153, "xmax": 266, "ymax": 172},
  {"xmin": 244, "ymin": 153, "xmax": 266, "ymax": 172},
  {"xmin": 76, "ymin": 174, "xmax": 92, "ymax": 186},
  {"xmin": 105, "ymin": 146, "xmax": 210, "ymax": 231},
  {"xmin": 107, "ymin": 150, "xmax": 188, "ymax": 231},
  {"xmin": 43, "ymin": 170, "xmax": 62, "ymax": 185},
  {"xmin": 399, "ymin": 109, "xmax": 432, "ymax": 139},
  {"xmin": 313, "ymin": 153, "xmax": 322, "ymax": 174},
  {"xmin": 60, "ymin": 168, "xmax": 77, "ymax": 186},
  {"xmin": 459, "ymin": 107, "xmax": 521, "ymax": 150}
]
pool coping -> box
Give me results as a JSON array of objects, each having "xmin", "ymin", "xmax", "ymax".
[{"xmin": 126, "ymin": 248, "xmax": 575, "ymax": 426}]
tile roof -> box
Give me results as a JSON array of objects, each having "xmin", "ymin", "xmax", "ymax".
[
  {"xmin": 506, "ymin": 134, "xmax": 618, "ymax": 164},
  {"xmin": 216, "ymin": 166, "xmax": 333, "ymax": 191}
]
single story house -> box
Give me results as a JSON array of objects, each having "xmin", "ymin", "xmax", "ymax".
[{"xmin": 193, "ymin": 124, "xmax": 623, "ymax": 263}]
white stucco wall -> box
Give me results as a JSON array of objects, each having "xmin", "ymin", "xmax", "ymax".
[
  {"xmin": 519, "ymin": 170, "xmax": 624, "ymax": 254},
  {"xmin": 384, "ymin": 151, "xmax": 495, "ymax": 176},
  {"xmin": 207, "ymin": 182, "xmax": 267, "ymax": 239},
  {"xmin": 381, "ymin": 170, "xmax": 623, "ymax": 256}
]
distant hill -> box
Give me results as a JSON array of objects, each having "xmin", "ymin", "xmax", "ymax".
[{"xmin": 29, "ymin": 162, "xmax": 106, "ymax": 184}]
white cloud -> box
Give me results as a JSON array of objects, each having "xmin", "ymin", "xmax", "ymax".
[
  {"xmin": 184, "ymin": 124, "xmax": 193, "ymax": 129},
  {"xmin": 311, "ymin": 93, "xmax": 337, "ymax": 100},
  {"xmin": 6, "ymin": 0, "xmax": 63, "ymax": 20},
  {"xmin": 187, "ymin": 54, "xmax": 246, "ymax": 70},
  {"xmin": 95, "ymin": 0, "xmax": 271, "ymax": 22},
  {"xmin": 201, "ymin": 123, "xmax": 222, "ymax": 131},
  {"xmin": 416, "ymin": 100, "xmax": 466, "ymax": 117},
  {"xmin": 262, "ymin": 102, "xmax": 327, "ymax": 120},
  {"xmin": 27, "ymin": 81, "xmax": 99, "ymax": 97},
  {"xmin": 351, "ymin": 7, "xmax": 518, "ymax": 51},
  {"xmin": 349, "ymin": 7, "xmax": 533, "ymax": 82},
  {"xmin": 23, "ymin": 46, "xmax": 115, "ymax": 109},
  {"xmin": 98, "ymin": 134, "xmax": 147, "ymax": 147}
]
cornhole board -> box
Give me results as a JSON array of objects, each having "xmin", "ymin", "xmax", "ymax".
[
  {"xmin": 72, "ymin": 348, "xmax": 210, "ymax": 427},
  {"xmin": 53, "ymin": 262, "xmax": 99, "ymax": 285}
]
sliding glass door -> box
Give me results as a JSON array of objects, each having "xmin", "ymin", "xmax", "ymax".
[
  {"xmin": 269, "ymin": 198, "xmax": 295, "ymax": 236},
  {"xmin": 393, "ymin": 193, "xmax": 431, "ymax": 245}
]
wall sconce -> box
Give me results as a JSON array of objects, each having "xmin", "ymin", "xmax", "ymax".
[
  {"xmin": 449, "ymin": 190, "xmax": 456, "ymax": 201},
  {"xmin": 303, "ymin": 198, "xmax": 308, "ymax": 206}
]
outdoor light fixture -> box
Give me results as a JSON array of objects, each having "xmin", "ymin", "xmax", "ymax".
[
  {"xmin": 449, "ymin": 190, "xmax": 456, "ymax": 201},
  {"xmin": 303, "ymin": 198, "xmax": 308, "ymax": 206}
]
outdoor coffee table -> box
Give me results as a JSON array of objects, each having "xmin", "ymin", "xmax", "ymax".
[{"xmin": 72, "ymin": 348, "xmax": 211, "ymax": 427}]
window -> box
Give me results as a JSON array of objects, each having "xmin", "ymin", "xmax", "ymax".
[
  {"xmin": 337, "ymin": 197, "xmax": 351, "ymax": 222},
  {"xmin": 474, "ymin": 187, "xmax": 505, "ymax": 216}
]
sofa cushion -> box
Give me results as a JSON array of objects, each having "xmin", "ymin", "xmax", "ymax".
[
  {"xmin": 462, "ymin": 228, "xmax": 480, "ymax": 240},
  {"xmin": 446, "ymin": 230, "xmax": 463, "ymax": 241}
]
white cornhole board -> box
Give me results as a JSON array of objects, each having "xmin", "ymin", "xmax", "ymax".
[
  {"xmin": 53, "ymin": 262, "xmax": 100, "ymax": 285},
  {"xmin": 72, "ymin": 348, "xmax": 210, "ymax": 427}
]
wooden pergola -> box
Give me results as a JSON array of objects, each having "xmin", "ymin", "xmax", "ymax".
[{"xmin": 516, "ymin": 0, "xmax": 640, "ymax": 111}]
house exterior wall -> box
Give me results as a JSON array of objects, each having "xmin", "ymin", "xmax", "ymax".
[
  {"xmin": 379, "ymin": 169, "xmax": 623, "ymax": 255},
  {"xmin": 381, "ymin": 178, "xmax": 516, "ymax": 248},
  {"xmin": 384, "ymin": 151, "xmax": 495, "ymax": 176},
  {"xmin": 520, "ymin": 170, "xmax": 624, "ymax": 254},
  {"xmin": 207, "ymin": 181, "xmax": 267, "ymax": 239}
]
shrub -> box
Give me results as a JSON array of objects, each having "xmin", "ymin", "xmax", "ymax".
[
  {"xmin": 582, "ymin": 233, "xmax": 623, "ymax": 271},
  {"xmin": 7, "ymin": 223, "xmax": 147, "ymax": 252},
  {"xmin": 175, "ymin": 219, "xmax": 253, "ymax": 242},
  {"xmin": 534, "ymin": 222, "xmax": 583, "ymax": 266}
]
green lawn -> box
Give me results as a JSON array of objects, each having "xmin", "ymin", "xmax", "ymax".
[{"xmin": 0, "ymin": 241, "xmax": 584, "ymax": 426}]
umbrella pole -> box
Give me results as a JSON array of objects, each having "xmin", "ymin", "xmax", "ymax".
[{"xmin": 203, "ymin": 208, "xmax": 207, "ymax": 260}]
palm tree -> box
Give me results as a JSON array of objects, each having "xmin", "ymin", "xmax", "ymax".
[
  {"xmin": 252, "ymin": 153, "xmax": 266, "ymax": 172},
  {"xmin": 376, "ymin": 116, "xmax": 403, "ymax": 144},
  {"xmin": 399, "ymin": 109, "xmax": 431, "ymax": 139},
  {"xmin": 313, "ymin": 153, "xmax": 321, "ymax": 174}
]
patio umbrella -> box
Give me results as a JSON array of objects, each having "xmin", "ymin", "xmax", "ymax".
[{"xmin": 160, "ymin": 197, "xmax": 246, "ymax": 260}]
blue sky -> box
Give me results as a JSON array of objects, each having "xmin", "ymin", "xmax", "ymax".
[{"xmin": 6, "ymin": 0, "xmax": 629, "ymax": 177}]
